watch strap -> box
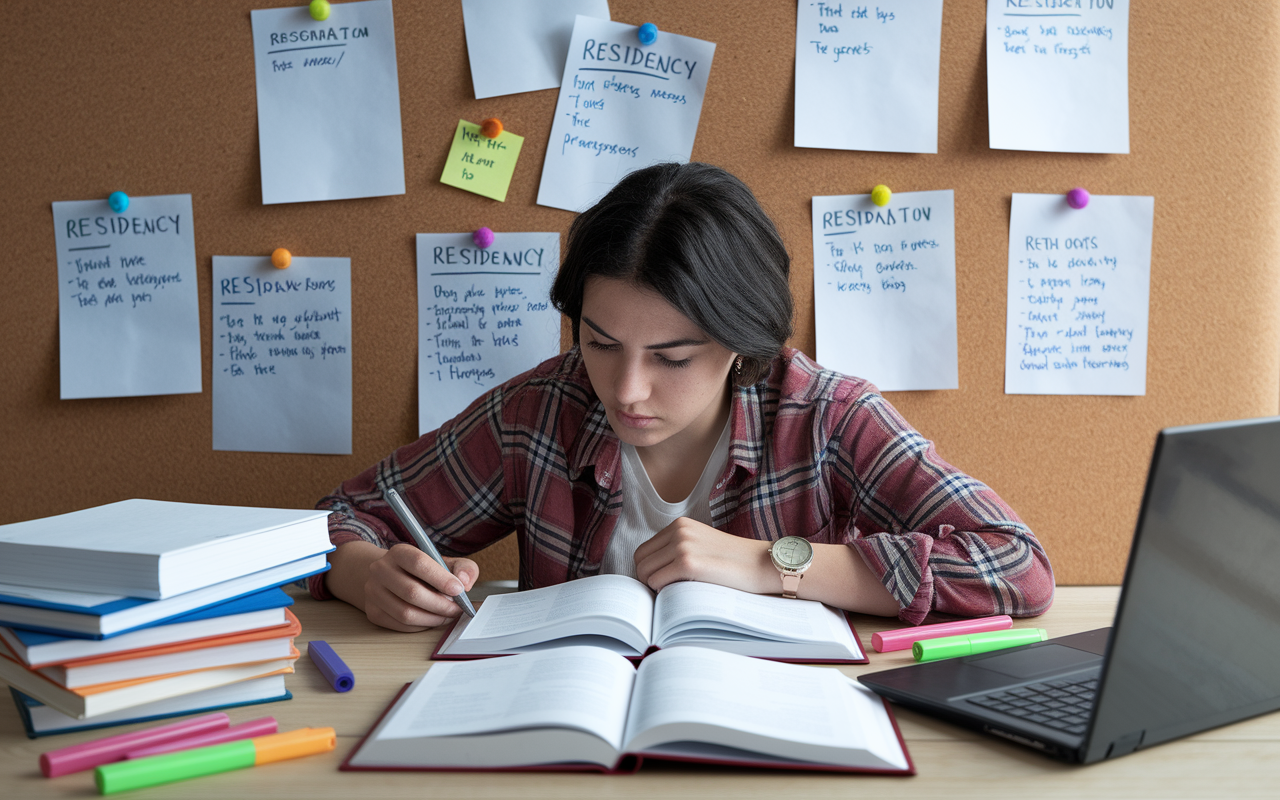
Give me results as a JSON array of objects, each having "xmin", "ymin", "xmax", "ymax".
[{"xmin": 780, "ymin": 571, "xmax": 802, "ymax": 599}]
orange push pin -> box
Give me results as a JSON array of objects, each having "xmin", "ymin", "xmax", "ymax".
[
  {"xmin": 271, "ymin": 248, "xmax": 292, "ymax": 269},
  {"xmin": 480, "ymin": 118, "xmax": 503, "ymax": 139}
]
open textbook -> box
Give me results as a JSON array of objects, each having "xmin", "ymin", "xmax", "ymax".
[
  {"xmin": 344, "ymin": 645, "xmax": 912, "ymax": 774},
  {"xmin": 434, "ymin": 574, "xmax": 866, "ymax": 663}
]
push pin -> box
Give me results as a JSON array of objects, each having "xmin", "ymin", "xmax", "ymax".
[
  {"xmin": 310, "ymin": 0, "xmax": 330, "ymax": 21},
  {"xmin": 480, "ymin": 118, "xmax": 503, "ymax": 139},
  {"xmin": 638, "ymin": 23, "xmax": 658, "ymax": 45},
  {"xmin": 871, "ymin": 184, "xmax": 891, "ymax": 207},
  {"xmin": 472, "ymin": 227, "xmax": 495, "ymax": 249},
  {"xmin": 271, "ymin": 248, "xmax": 292, "ymax": 269},
  {"xmin": 108, "ymin": 191, "xmax": 129, "ymax": 213},
  {"xmin": 1066, "ymin": 187, "xmax": 1090, "ymax": 209}
]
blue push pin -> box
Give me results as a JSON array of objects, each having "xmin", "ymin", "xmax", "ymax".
[
  {"xmin": 638, "ymin": 22, "xmax": 658, "ymax": 45},
  {"xmin": 108, "ymin": 191, "xmax": 129, "ymax": 213}
]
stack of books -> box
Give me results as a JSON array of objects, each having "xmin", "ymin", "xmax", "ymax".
[{"xmin": 0, "ymin": 499, "xmax": 332, "ymax": 736}]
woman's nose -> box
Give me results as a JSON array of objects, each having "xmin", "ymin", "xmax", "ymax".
[{"xmin": 614, "ymin": 360, "xmax": 650, "ymax": 406}]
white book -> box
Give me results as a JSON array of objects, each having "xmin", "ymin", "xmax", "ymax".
[
  {"xmin": 435, "ymin": 575, "xmax": 866, "ymax": 663},
  {"xmin": 0, "ymin": 500, "xmax": 331, "ymax": 599},
  {"xmin": 346, "ymin": 646, "xmax": 911, "ymax": 774},
  {"xmin": 40, "ymin": 633, "xmax": 297, "ymax": 688}
]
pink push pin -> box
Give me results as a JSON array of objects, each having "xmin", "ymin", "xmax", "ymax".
[
  {"xmin": 472, "ymin": 227, "xmax": 495, "ymax": 249},
  {"xmin": 1066, "ymin": 187, "xmax": 1090, "ymax": 209}
]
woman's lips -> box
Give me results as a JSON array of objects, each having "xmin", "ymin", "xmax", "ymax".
[{"xmin": 615, "ymin": 410, "xmax": 657, "ymax": 428}]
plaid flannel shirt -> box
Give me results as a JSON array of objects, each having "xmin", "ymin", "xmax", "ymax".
[{"xmin": 311, "ymin": 347, "xmax": 1053, "ymax": 624}]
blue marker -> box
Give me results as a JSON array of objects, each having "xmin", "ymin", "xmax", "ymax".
[
  {"xmin": 638, "ymin": 22, "xmax": 658, "ymax": 45},
  {"xmin": 307, "ymin": 640, "xmax": 354, "ymax": 692},
  {"xmin": 108, "ymin": 191, "xmax": 129, "ymax": 213}
]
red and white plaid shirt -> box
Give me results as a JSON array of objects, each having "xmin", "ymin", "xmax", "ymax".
[{"xmin": 311, "ymin": 348, "xmax": 1054, "ymax": 624}]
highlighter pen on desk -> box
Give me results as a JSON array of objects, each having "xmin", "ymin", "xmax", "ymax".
[
  {"xmin": 384, "ymin": 486, "xmax": 476, "ymax": 617},
  {"xmin": 94, "ymin": 727, "xmax": 335, "ymax": 795},
  {"xmin": 913, "ymin": 629, "xmax": 1048, "ymax": 663},
  {"xmin": 873, "ymin": 615, "xmax": 1014, "ymax": 653}
]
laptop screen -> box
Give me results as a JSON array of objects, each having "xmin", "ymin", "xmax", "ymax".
[{"xmin": 1085, "ymin": 416, "xmax": 1280, "ymax": 761}]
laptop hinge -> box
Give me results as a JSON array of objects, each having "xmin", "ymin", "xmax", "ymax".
[{"xmin": 1105, "ymin": 729, "xmax": 1145, "ymax": 759}]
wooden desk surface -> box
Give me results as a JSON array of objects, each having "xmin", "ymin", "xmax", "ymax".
[{"xmin": 3, "ymin": 586, "xmax": 1278, "ymax": 798}]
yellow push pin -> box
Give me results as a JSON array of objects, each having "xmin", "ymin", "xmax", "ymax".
[
  {"xmin": 271, "ymin": 248, "xmax": 292, "ymax": 269},
  {"xmin": 310, "ymin": 0, "xmax": 331, "ymax": 21},
  {"xmin": 871, "ymin": 185, "xmax": 892, "ymax": 207}
]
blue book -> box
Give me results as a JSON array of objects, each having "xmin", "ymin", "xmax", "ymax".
[
  {"xmin": 10, "ymin": 678, "xmax": 292, "ymax": 738},
  {"xmin": 0, "ymin": 555, "xmax": 327, "ymax": 639},
  {"xmin": 0, "ymin": 588, "xmax": 295, "ymax": 667}
]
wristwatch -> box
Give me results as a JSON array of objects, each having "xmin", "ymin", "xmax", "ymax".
[{"xmin": 768, "ymin": 536, "xmax": 814, "ymax": 599}]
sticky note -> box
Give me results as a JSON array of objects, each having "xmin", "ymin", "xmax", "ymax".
[
  {"xmin": 1004, "ymin": 193, "xmax": 1154, "ymax": 396},
  {"xmin": 811, "ymin": 191, "xmax": 958, "ymax": 391},
  {"xmin": 416, "ymin": 232, "xmax": 561, "ymax": 435},
  {"xmin": 461, "ymin": 0, "xmax": 611, "ymax": 99},
  {"xmin": 440, "ymin": 121, "xmax": 525, "ymax": 202},
  {"xmin": 986, "ymin": 0, "xmax": 1130, "ymax": 153},
  {"xmin": 795, "ymin": 0, "xmax": 944, "ymax": 153},
  {"xmin": 212, "ymin": 256, "xmax": 352, "ymax": 454},
  {"xmin": 52, "ymin": 194, "xmax": 202, "ymax": 400},
  {"xmin": 537, "ymin": 16, "xmax": 716, "ymax": 213}
]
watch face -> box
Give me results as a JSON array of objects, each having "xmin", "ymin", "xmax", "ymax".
[{"xmin": 772, "ymin": 536, "xmax": 813, "ymax": 569}]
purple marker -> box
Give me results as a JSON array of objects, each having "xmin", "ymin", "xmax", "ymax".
[
  {"xmin": 123, "ymin": 717, "xmax": 278, "ymax": 759},
  {"xmin": 308, "ymin": 640, "xmax": 354, "ymax": 692}
]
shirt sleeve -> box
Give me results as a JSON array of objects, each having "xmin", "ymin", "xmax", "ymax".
[
  {"xmin": 308, "ymin": 385, "xmax": 517, "ymax": 600},
  {"xmin": 830, "ymin": 391, "xmax": 1055, "ymax": 625}
]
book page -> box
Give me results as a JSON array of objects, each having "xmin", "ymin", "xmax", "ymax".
[
  {"xmin": 623, "ymin": 647, "xmax": 906, "ymax": 770},
  {"xmin": 457, "ymin": 574, "xmax": 654, "ymax": 647},
  {"xmin": 375, "ymin": 646, "xmax": 636, "ymax": 751},
  {"xmin": 653, "ymin": 581, "xmax": 860, "ymax": 654}
]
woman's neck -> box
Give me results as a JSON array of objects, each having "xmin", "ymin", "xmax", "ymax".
[{"xmin": 634, "ymin": 383, "xmax": 733, "ymax": 503}]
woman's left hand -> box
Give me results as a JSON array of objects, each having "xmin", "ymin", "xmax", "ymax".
[{"xmin": 633, "ymin": 517, "xmax": 773, "ymax": 594}]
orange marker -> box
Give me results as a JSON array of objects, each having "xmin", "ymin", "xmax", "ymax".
[{"xmin": 480, "ymin": 118, "xmax": 503, "ymax": 138}]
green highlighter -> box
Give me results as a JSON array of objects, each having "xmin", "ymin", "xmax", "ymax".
[{"xmin": 912, "ymin": 628, "xmax": 1048, "ymax": 662}]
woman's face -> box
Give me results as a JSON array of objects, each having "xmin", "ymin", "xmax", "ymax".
[{"xmin": 579, "ymin": 277, "xmax": 737, "ymax": 451}]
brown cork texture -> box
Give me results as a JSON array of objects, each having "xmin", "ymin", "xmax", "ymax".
[{"xmin": 2, "ymin": 1, "xmax": 1277, "ymax": 586}]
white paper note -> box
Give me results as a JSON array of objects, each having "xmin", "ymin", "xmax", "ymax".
[
  {"xmin": 536, "ymin": 16, "xmax": 715, "ymax": 212},
  {"xmin": 1004, "ymin": 193, "xmax": 1154, "ymax": 396},
  {"xmin": 812, "ymin": 191, "xmax": 958, "ymax": 391},
  {"xmin": 794, "ymin": 1, "xmax": 943, "ymax": 153},
  {"xmin": 212, "ymin": 256, "xmax": 353, "ymax": 453},
  {"xmin": 416, "ymin": 233, "xmax": 562, "ymax": 435},
  {"xmin": 986, "ymin": 0, "xmax": 1130, "ymax": 153},
  {"xmin": 462, "ymin": 0, "xmax": 611, "ymax": 99},
  {"xmin": 250, "ymin": 0, "xmax": 406, "ymax": 204},
  {"xmin": 52, "ymin": 195, "xmax": 201, "ymax": 399}
]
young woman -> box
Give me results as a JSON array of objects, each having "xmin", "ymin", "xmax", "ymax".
[{"xmin": 312, "ymin": 163, "xmax": 1054, "ymax": 631}]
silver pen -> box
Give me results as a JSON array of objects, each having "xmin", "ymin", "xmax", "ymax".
[{"xmin": 384, "ymin": 486, "xmax": 476, "ymax": 618}]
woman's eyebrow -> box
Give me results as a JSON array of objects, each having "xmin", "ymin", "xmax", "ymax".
[{"xmin": 582, "ymin": 317, "xmax": 708, "ymax": 350}]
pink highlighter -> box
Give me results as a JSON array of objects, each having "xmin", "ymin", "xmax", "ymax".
[
  {"xmin": 40, "ymin": 713, "xmax": 230, "ymax": 777},
  {"xmin": 872, "ymin": 615, "xmax": 1014, "ymax": 653},
  {"xmin": 123, "ymin": 717, "xmax": 278, "ymax": 759}
]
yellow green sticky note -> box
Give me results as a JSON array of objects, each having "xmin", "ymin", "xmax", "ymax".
[{"xmin": 439, "ymin": 120, "xmax": 524, "ymax": 202}]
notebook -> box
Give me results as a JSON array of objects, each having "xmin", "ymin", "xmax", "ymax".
[
  {"xmin": 343, "ymin": 645, "xmax": 911, "ymax": 774},
  {"xmin": 0, "ymin": 556, "xmax": 324, "ymax": 638},
  {"xmin": 0, "ymin": 499, "xmax": 331, "ymax": 598},
  {"xmin": 11, "ymin": 676, "xmax": 292, "ymax": 738},
  {"xmin": 859, "ymin": 416, "xmax": 1280, "ymax": 763},
  {"xmin": 434, "ymin": 574, "xmax": 867, "ymax": 663}
]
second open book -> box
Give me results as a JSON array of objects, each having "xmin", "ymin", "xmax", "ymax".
[{"xmin": 434, "ymin": 574, "xmax": 867, "ymax": 663}]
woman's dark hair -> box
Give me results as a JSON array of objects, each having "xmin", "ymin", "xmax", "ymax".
[{"xmin": 550, "ymin": 162, "xmax": 793, "ymax": 386}]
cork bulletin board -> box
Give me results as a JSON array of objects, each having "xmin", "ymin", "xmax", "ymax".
[{"xmin": 3, "ymin": 1, "xmax": 1278, "ymax": 586}]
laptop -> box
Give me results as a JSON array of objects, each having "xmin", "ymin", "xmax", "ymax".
[{"xmin": 859, "ymin": 416, "xmax": 1280, "ymax": 763}]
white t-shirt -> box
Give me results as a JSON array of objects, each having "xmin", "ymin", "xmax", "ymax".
[{"xmin": 600, "ymin": 419, "xmax": 732, "ymax": 579}]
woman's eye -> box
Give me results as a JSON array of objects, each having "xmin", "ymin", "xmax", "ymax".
[
  {"xmin": 657, "ymin": 354, "xmax": 692, "ymax": 369},
  {"xmin": 585, "ymin": 340, "xmax": 617, "ymax": 351}
]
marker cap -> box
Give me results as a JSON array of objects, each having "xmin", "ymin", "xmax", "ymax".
[
  {"xmin": 252, "ymin": 727, "xmax": 336, "ymax": 765},
  {"xmin": 308, "ymin": 640, "xmax": 354, "ymax": 692},
  {"xmin": 912, "ymin": 628, "xmax": 1048, "ymax": 663}
]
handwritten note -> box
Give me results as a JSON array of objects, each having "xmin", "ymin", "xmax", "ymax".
[
  {"xmin": 51, "ymin": 195, "xmax": 201, "ymax": 400},
  {"xmin": 1004, "ymin": 193, "xmax": 1153, "ymax": 395},
  {"xmin": 440, "ymin": 120, "xmax": 525, "ymax": 202},
  {"xmin": 987, "ymin": 0, "xmax": 1130, "ymax": 153},
  {"xmin": 250, "ymin": 0, "xmax": 405, "ymax": 204},
  {"xmin": 461, "ymin": 0, "xmax": 611, "ymax": 99},
  {"xmin": 212, "ymin": 256, "xmax": 352, "ymax": 453},
  {"xmin": 416, "ymin": 233, "xmax": 561, "ymax": 436},
  {"xmin": 795, "ymin": 1, "xmax": 943, "ymax": 153},
  {"xmin": 812, "ymin": 191, "xmax": 958, "ymax": 391},
  {"xmin": 537, "ymin": 16, "xmax": 715, "ymax": 212}
]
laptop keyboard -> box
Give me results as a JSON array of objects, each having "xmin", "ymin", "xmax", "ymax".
[{"xmin": 966, "ymin": 676, "xmax": 1098, "ymax": 735}]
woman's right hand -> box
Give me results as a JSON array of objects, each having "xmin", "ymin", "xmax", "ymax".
[{"xmin": 327, "ymin": 540, "xmax": 479, "ymax": 632}]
